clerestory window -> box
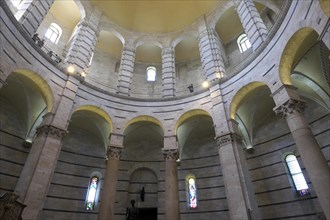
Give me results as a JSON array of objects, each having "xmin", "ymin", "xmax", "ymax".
[
  {"xmin": 45, "ymin": 23, "xmax": 62, "ymax": 44},
  {"xmin": 147, "ymin": 66, "xmax": 156, "ymax": 82},
  {"xmin": 237, "ymin": 34, "xmax": 251, "ymax": 53}
]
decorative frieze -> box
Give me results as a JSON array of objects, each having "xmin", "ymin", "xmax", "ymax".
[
  {"xmin": 107, "ymin": 146, "xmax": 123, "ymax": 160},
  {"xmin": 274, "ymin": 99, "xmax": 306, "ymax": 118},
  {"xmin": 162, "ymin": 149, "xmax": 179, "ymax": 161},
  {"xmin": 36, "ymin": 125, "xmax": 67, "ymax": 140}
]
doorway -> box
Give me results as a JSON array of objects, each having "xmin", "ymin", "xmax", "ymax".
[{"xmin": 139, "ymin": 208, "xmax": 157, "ymax": 220}]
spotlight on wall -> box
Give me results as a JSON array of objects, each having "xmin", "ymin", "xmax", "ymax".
[
  {"xmin": 215, "ymin": 71, "xmax": 223, "ymax": 79},
  {"xmin": 188, "ymin": 84, "xmax": 194, "ymax": 93},
  {"xmin": 67, "ymin": 65, "xmax": 75, "ymax": 74},
  {"xmin": 202, "ymin": 81, "xmax": 209, "ymax": 88},
  {"xmin": 81, "ymin": 71, "xmax": 87, "ymax": 78}
]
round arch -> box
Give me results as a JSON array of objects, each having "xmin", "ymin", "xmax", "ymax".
[
  {"xmin": 124, "ymin": 115, "xmax": 164, "ymax": 132},
  {"xmin": 73, "ymin": 105, "xmax": 113, "ymax": 132},
  {"xmin": 230, "ymin": 82, "xmax": 268, "ymax": 120},
  {"xmin": 13, "ymin": 69, "xmax": 54, "ymax": 112},
  {"xmin": 175, "ymin": 109, "xmax": 211, "ymax": 134},
  {"xmin": 279, "ymin": 27, "xmax": 316, "ymax": 85}
]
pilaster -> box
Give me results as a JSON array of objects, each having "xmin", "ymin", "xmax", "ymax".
[
  {"xmin": 162, "ymin": 47, "xmax": 176, "ymax": 98},
  {"xmin": 19, "ymin": 0, "xmax": 55, "ymax": 36},
  {"xmin": 235, "ymin": 0, "xmax": 268, "ymax": 51},
  {"xmin": 198, "ymin": 24, "xmax": 226, "ymax": 82},
  {"xmin": 64, "ymin": 20, "xmax": 100, "ymax": 74},
  {"xmin": 116, "ymin": 44, "xmax": 135, "ymax": 96}
]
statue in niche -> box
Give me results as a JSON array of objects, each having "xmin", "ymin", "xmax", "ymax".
[{"xmin": 140, "ymin": 187, "xmax": 145, "ymax": 202}]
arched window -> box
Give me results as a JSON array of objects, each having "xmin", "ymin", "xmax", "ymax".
[
  {"xmin": 86, "ymin": 176, "xmax": 100, "ymax": 210},
  {"xmin": 187, "ymin": 177, "xmax": 197, "ymax": 209},
  {"xmin": 45, "ymin": 23, "xmax": 62, "ymax": 44},
  {"xmin": 237, "ymin": 34, "xmax": 251, "ymax": 53},
  {"xmin": 147, "ymin": 66, "xmax": 156, "ymax": 81},
  {"xmin": 285, "ymin": 154, "xmax": 309, "ymax": 196}
]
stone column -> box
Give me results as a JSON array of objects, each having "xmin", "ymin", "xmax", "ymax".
[
  {"xmin": 162, "ymin": 147, "xmax": 180, "ymax": 220},
  {"xmin": 19, "ymin": 0, "xmax": 55, "ymax": 36},
  {"xmin": 21, "ymin": 124, "xmax": 67, "ymax": 219},
  {"xmin": 15, "ymin": 75, "xmax": 80, "ymax": 219},
  {"xmin": 216, "ymin": 133, "xmax": 252, "ymax": 220},
  {"xmin": 273, "ymin": 89, "xmax": 330, "ymax": 219},
  {"xmin": 198, "ymin": 22, "xmax": 226, "ymax": 82},
  {"xmin": 98, "ymin": 133, "xmax": 124, "ymax": 220},
  {"xmin": 234, "ymin": 0, "xmax": 268, "ymax": 51},
  {"xmin": 162, "ymin": 47, "xmax": 176, "ymax": 98},
  {"xmin": 209, "ymin": 83, "xmax": 259, "ymax": 219},
  {"xmin": 116, "ymin": 43, "xmax": 135, "ymax": 96}
]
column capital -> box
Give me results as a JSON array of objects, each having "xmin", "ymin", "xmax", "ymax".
[
  {"xmin": 106, "ymin": 145, "xmax": 123, "ymax": 160},
  {"xmin": 273, "ymin": 99, "xmax": 306, "ymax": 118},
  {"xmin": 36, "ymin": 124, "xmax": 68, "ymax": 140},
  {"xmin": 215, "ymin": 133, "xmax": 241, "ymax": 148},
  {"xmin": 162, "ymin": 148, "xmax": 179, "ymax": 161}
]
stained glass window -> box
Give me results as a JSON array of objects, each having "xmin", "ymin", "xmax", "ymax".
[
  {"xmin": 86, "ymin": 176, "xmax": 99, "ymax": 210},
  {"xmin": 45, "ymin": 23, "xmax": 62, "ymax": 44},
  {"xmin": 147, "ymin": 66, "xmax": 156, "ymax": 81},
  {"xmin": 285, "ymin": 154, "xmax": 309, "ymax": 196},
  {"xmin": 237, "ymin": 34, "xmax": 251, "ymax": 53},
  {"xmin": 188, "ymin": 177, "xmax": 197, "ymax": 209}
]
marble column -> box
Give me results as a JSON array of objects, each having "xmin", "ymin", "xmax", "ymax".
[
  {"xmin": 162, "ymin": 47, "xmax": 176, "ymax": 98},
  {"xmin": 162, "ymin": 148, "xmax": 180, "ymax": 220},
  {"xmin": 15, "ymin": 75, "xmax": 80, "ymax": 219},
  {"xmin": 216, "ymin": 133, "xmax": 253, "ymax": 220},
  {"xmin": 20, "ymin": 124, "xmax": 67, "ymax": 219},
  {"xmin": 116, "ymin": 43, "xmax": 136, "ymax": 96},
  {"xmin": 19, "ymin": 0, "xmax": 55, "ymax": 36},
  {"xmin": 274, "ymin": 98, "xmax": 330, "ymax": 219},
  {"xmin": 198, "ymin": 23, "xmax": 226, "ymax": 82},
  {"xmin": 234, "ymin": 0, "xmax": 268, "ymax": 51},
  {"xmin": 98, "ymin": 145, "xmax": 123, "ymax": 220}
]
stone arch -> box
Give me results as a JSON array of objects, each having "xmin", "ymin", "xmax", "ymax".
[
  {"xmin": 73, "ymin": 105, "xmax": 113, "ymax": 133},
  {"xmin": 11, "ymin": 69, "xmax": 54, "ymax": 112},
  {"xmin": 124, "ymin": 115, "xmax": 164, "ymax": 132},
  {"xmin": 230, "ymin": 82, "xmax": 267, "ymax": 120},
  {"xmin": 135, "ymin": 39, "xmax": 163, "ymax": 50},
  {"xmin": 279, "ymin": 27, "xmax": 318, "ymax": 85},
  {"xmin": 174, "ymin": 109, "xmax": 212, "ymax": 134},
  {"xmin": 73, "ymin": 0, "xmax": 86, "ymax": 20}
]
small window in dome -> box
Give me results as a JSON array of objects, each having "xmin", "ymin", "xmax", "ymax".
[
  {"xmin": 237, "ymin": 34, "xmax": 251, "ymax": 53},
  {"xmin": 45, "ymin": 23, "xmax": 62, "ymax": 44},
  {"xmin": 147, "ymin": 66, "xmax": 156, "ymax": 81}
]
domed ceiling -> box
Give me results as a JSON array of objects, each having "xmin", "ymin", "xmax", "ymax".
[{"xmin": 90, "ymin": 0, "xmax": 221, "ymax": 33}]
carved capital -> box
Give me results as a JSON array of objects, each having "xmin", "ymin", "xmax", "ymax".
[
  {"xmin": 162, "ymin": 149, "xmax": 179, "ymax": 161},
  {"xmin": 216, "ymin": 133, "xmax": 241, "ymax": 148},
  {"xmin": 274, "ymin": 99, "xmax": 306, "ymax": 118},
  {"xmin": 107, "ymin": 146, "xmax": 122, "ymax": 160},
  {"xmin": 36, "ymin": 125, "xmax": 67, "ymax": 140}
]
